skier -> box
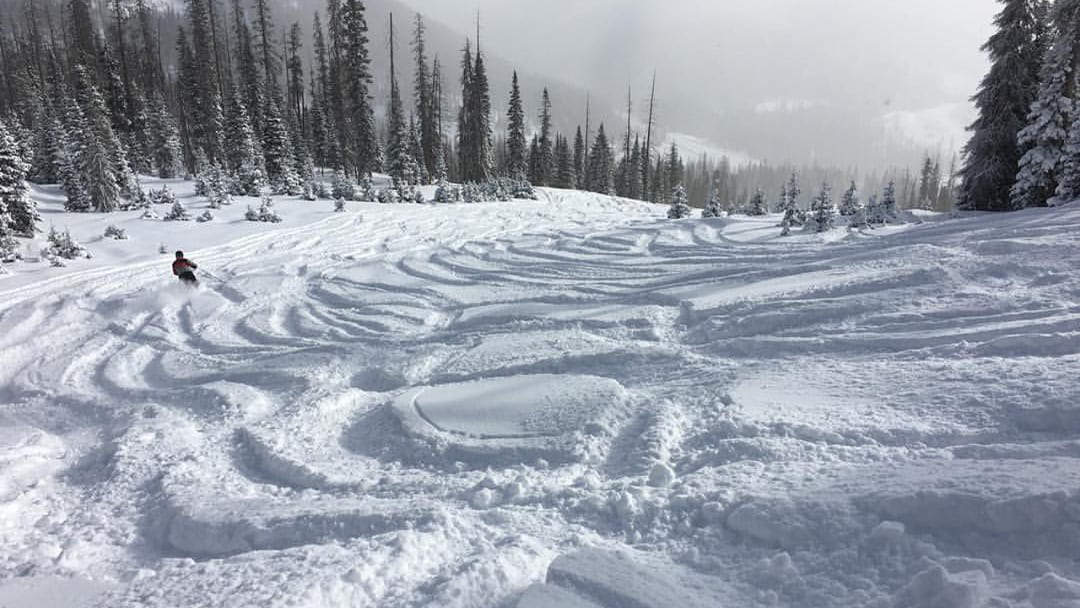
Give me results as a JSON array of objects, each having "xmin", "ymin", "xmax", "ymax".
[{"xmin": 172, "ymin": 251, "xmax": 199, "ymax": 285}]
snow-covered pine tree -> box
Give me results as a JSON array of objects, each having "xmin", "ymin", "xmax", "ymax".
[
  {"xmin": 960, "ymin": 0, "xmax": 1050, "ymax": 211},
  {"xmin": 667, "ymin": 184, "xmax": 692, "ymax": 219},
  {"xmin": 232, "ymin": 1, "xmax": 265, "ymax": 144},
  {"xmin": 185, "ymin": 0, "xmax": 226, "ymax": 164},
  {"xmin": 28, "ymin": 103, "xmax": 64, "ymax": 184},
  {"xmin": 149, "ymin": 185, "xmax": 178, "ymax": 207},
  {"xmin": 778, "ymin": 172, "xmax": 801, "ymax": 218},
  {"xmin": 748, "ymin": 188, "xmax": 768, "ymax": 216},
  {"xmin": 224, "ymin": 92, "xmax": 267, "ymax": 196},
  {"xmin": 506, "ymin": 71, "xmax": 527, "ymax": 180},
  {"xmin": 104, "ymin": 224, "xmax": 128, "ymax": 240},
  {"xmin": 409, "ymin": 116, "xmax": 428, "ymax": 185},
  {"xmin": 0, "ymin": 203, "xmax": 14, "ymax": 262},
  {"xmin": 1013, "ymin": 1, "xmax": 1080, "ymax": 208},
  {"xmin": 1051, "ymin": 2, "xmax": 1080, "ymax": 204},
  {"xmin": 864, "ymin": 194, "xmax": 883, "ymax": 226},
  {"xmin": 146, "ymin": 90, "xmax": 184, "ymax": 179},
  {"xmin": 262, "ymin": 94, "xmax": 302, "ymax": 195},
  {"xmin": 71, "ymin": 67, "xmax": 123, "ymax": 213},
  {"xmin": 249, "ymin": 195, "xmax": 283, "ymax": 222},
  {"xmin": 702, "ymin": 186, "xmax": 723, "ymax": 218},
  {"xmin": 434, "ymin": 177, "xmax": 452, "ymax": 203},
  {"xmin": 871, "ymin": 181, "xmax": 901, "ymax": 225},
  {"xmin": 0, "ymin": 119, "xmax": 39, "ymax": 238},
  {"xmin": 807, "ymin": 183, "xmax": 836, "ymax": 233},
  {"xmin": 386, "ymin": 45, "xmax": 416, "ymax": 187},
  {"xmin": 44, "ymin": 226, "xmax": 91, "ymax": 262},
  {"xmin": 839, "ymin": 181, "xmax": 861, "ymax": 216},
  {"xmin": 774, "ymin": 183, "xmax": 788, "ymax": 214},
  {"xmin": 163, "ymin": 199, "xmax": 191, "ymax": 221},
  {"xmin": 586, "ymin": 124, "xmax": 615, "ymax": 195}
]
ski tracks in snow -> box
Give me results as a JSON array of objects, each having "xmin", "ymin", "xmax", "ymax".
[{"xmin": 2, "ymin": 194, "xmax": 1080, "ymax": 607}]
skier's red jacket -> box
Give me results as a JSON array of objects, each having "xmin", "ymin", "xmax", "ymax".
[{"xmin": 173, "ymin": 258, "xmax": 197, "ymax": 276}]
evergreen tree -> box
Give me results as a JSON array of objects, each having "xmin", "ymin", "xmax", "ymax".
[
  {"xmin": 538, "ymin": 88, "xmax": 554, "ymax": 185},
  {"xmin": 808, "ymin": 183, "xmax": 836, "ymax": 232},
  {"xmin": 339, "ymin": 0, "xmax": 378, "ymax": 176},
  {"xmin": 1046, "ymin": 1, "xmax": 1080, "ymax": 205},
  {"xmin": 702, "ymin": 184, "xmax": 723, "ymax": 218},
  {"xmin": 233, "ymin": 0, "xmax": 265, "ymax": 140},
  {"xmin": 778, "ymin": 172, "xmax": 801, "ymax": 216},
  {"xmin": 839, "ymin": 181, "xmax": 861, "ymax": 216},
  {"xmin": 59, "ymin": 90, "xmax": 90, "ymax": 212},
  {"xmin": 960, "ymin": 0, "xmax": 1049, "ymax": 211},
  {"xmin": 572, "ymin": 126, "xmax": 586, "ymax": 188},
  {"xmin": 262, "ymin": 94, "xmax": 301, "ymax": 194},
  {"xmin": 28, "ymin": 102, "xmax": 64, "ymax": 184},
  {"xmin": 1012, "ymin": 2, "xmax": 1080, "ymax": 208},
  {"xmin": 775, "ymin": 183, "xmax": 789, "ymax": 213},
  {"xmin": 555, "ymin": 135, "xmax": 575, "ymax": 189},
  {"xmin": 506, "ymin": 71, "xmax": 528, "ymax": 180},
  {"xmin": 748, "ymin": 188, "xmax": 768, "ymax": 216},
  {"xmin": 146, "ymin": 90, "xmax": 184, "ymax": 179},
  {"xmin": 666, "ymin": 142, "xmax": 683, "ymax": 195},
  {"xmin": 311, "ymin": 12, "xmax": 334, "ymax": 171},
  {"xmin": 527, "ymin": 136, "xmax": 541, "ymax": 186},
  {"xmin": 286, "ymin": 23, "xmax": 306, "ymax": 126},
  {"xmin": 0, "ymin": 119, "xmax": 38, "ymax": 240},
  {"xmin": 186, "ymin": 0, "xmax": 225, "ymax": 163},
  {"xmin": 586, "ymin": 124, "xmax": 615, "ymax": 195},
  {"xmin": 870, "ymin": 181, "xmax": 900, "ymax": 224},
  {"xmin": 667, "ymin": 184, "xmax": 692, "ymax": 219},
  {"xmin": 472, "ymin": 44, "xmax": 495, "ymax": 182},
  {"xmin": 224, "ymin": 92, "xmax": 267, "ymax": 195},
  {"xmin": 386, "ymin": 33, "xmax": 416, "ymax": 187},
  {"xmin": 73, "ymin": 66, "xmax": 131, "ymax": 212},
  {"xmin": 457, "ymin": 41, "xmax": 475, "ymax": 183},
  {"xmin": 413, "ymin": 15, "xmax": 438, "ymax": 179},
  {"xmin": 252, "ymin": 0, "xmax": 281, "ymax": 92}
]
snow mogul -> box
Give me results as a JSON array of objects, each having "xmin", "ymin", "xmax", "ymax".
[{"xmin": 172, "ymin": 251, "xmax": 199, "ymax": 286}]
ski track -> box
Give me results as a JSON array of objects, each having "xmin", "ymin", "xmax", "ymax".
[{"xmin": 1, "ymin": 190, "xmax": 1080, "ymax": 607}]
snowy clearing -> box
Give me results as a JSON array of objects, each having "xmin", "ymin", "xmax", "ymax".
[{"xmin": 1, "ymin": 185, "xmax": 1079, "ymax": 608}]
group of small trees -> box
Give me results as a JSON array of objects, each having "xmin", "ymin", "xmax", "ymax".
[{"xmin": 668, "ymin": 173, "xmax": 903, "ymax": 236}]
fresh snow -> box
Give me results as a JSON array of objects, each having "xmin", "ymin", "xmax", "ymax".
[{"xmin": 0, "ymin": 181, "xmax": 1079, "ymax": 608}]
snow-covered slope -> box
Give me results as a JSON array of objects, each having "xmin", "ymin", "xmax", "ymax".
[{"xmin": 1, "ymin": 184, "xmax": 1079, "ymax": 608}]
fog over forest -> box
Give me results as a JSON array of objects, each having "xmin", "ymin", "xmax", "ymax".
[{"xmin": 397, "ymin": 0, "xmax": 998, "ymax": 169}]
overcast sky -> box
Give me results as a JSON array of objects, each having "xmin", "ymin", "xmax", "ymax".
[{"xmin": 396, "ymin": 0, "xmax": 998, "ymax": 167}]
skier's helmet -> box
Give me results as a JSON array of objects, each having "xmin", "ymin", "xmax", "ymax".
[{"xmin": 176, "ymin": 251, "xmax": 184, "ymax": 258}]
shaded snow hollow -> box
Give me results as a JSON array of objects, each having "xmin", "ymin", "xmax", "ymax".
[{"xmin": 1, "ymin": 180, "xmax": 1079, "ymax": 607}]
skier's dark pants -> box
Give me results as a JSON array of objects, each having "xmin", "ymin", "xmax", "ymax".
[{"xmin": 178, "ymin": 271, "xmax": 198, "ymax": 285}]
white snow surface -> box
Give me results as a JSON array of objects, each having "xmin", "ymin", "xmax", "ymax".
[{"xmin": 1, "ymin": 179, "xmax": 1080, "ymax": 607}]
